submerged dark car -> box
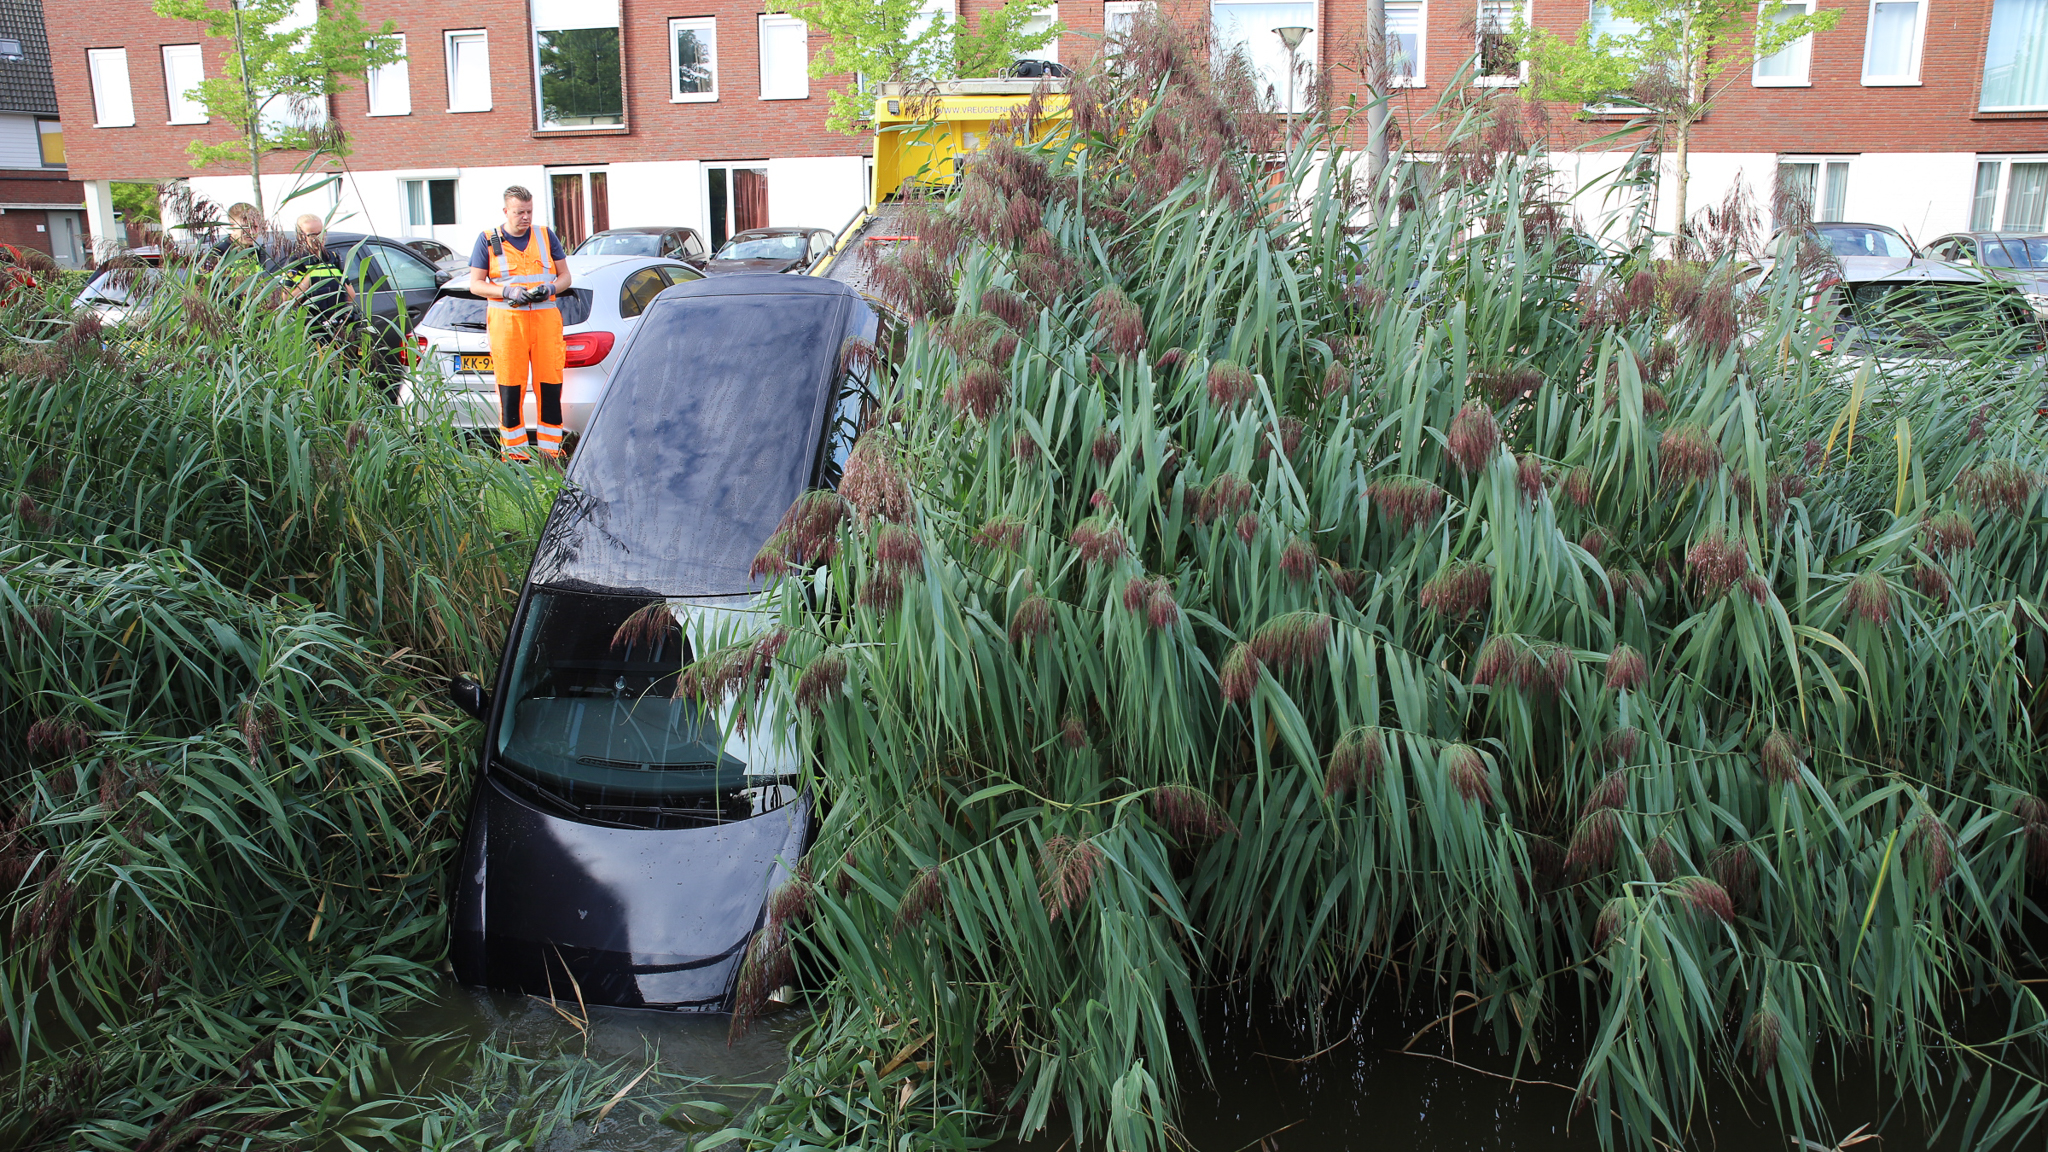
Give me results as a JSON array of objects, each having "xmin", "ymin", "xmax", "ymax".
[
  {"xmin": 704, "ymin": 227, "xmax": 838, "ymax": 275},
  {"xmin": 448, "ymin": 274, "xmax": 892, "ymax": 1010}
]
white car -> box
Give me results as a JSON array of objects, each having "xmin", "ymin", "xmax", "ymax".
[{"xmin": 400, "ymin": 253, "xmax": 703, "ymax": 436}]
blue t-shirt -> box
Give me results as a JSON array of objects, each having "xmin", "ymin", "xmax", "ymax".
[{"xmin": 469, "ymin": 227, "xmax": 567, "ymax": 273}]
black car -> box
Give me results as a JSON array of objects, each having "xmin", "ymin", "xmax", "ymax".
[
  {"xmin": 575, "ymin": 226, "xmax": 711, "ymax": 269},
  {"xmin": 321, "ymin": 231, "xmax": 451, "ymax": 359},
  {"xmin": 447, "ymin": 274, "xmax": 895, "ymax": 1010},
  {"xmin": 705, "ymin": 227, "xmax": 839, "ymax": 276}
]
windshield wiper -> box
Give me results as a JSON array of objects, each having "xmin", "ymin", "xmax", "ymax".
[{"xmin": 446, "ymin": 320, "xmax": 488, "ymax": 330}]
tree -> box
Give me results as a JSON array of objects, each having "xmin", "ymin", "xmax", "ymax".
[
  {"xmin": 767, "ymin": 0, "xmax": 1061, "ymax": 134},
  {"xmin": 1516, "ymin": 0, "xmax": 1837, "ymax": 239},
  {"xmin": 151, "ymin": 0, "xmax": 401, "ymax": 222}
]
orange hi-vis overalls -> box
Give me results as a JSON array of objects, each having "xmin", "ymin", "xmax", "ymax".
[{"xmin": 484, "ymin": 225, "xmax": 567, "ymax": 461}]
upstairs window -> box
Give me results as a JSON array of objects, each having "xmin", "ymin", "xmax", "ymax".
[
  {"xmin": 1860, "ymin": 0, "xmax": 1924, "ymax": 84},
  {"xmin": 1972, "ymin": 158, "xmax": 2048, "ymax": 231},
  {"xmin": 759, "ymin": 14, "xmax": 809, "ymax": 100},
  {"xmin": 1020, "ymin": 5, "xmax": 1059, "ymax": 64},
  {"xmin": 670, "ymin": 17, "xmax": 717, "ymax": 102},
  {"xmin": 1104, "ymin": 1, "xmax": 1154, "ymax": 40},
  {"xmin": 366, "ymin": 34, "xmax": 410, "ymax": 115},
  {"xmin": 162, "ymin": 44, "xmax": 208, "ymax": 124},
  {"xmin": 1753, "ymin": 1, "xmax": 1814, "ymax": 86},
  {"xmin": 533, "ymin": 0, "xmax": 624, "ymax": 128},
  {"xmin": 1980, "ymin": 0, "xmax": 2048, "ymax": 111},
  {"xmin": 1386, "ymin": 0, "xmax": 1423, "ymax": 85},
  {"xmin": 37, "ymin": 119, "xmax": 63, "ymax": 165},
  {"xmin": 1211, "ymin": 0, "xmax": 1319, "ymax": 112},
  {"xmin": 446, "ymin": 30, "xmax": 492, "ymax": 112},
  {"xmin": 1475, "ymin": 0, "xmax": 1526, "ymax": 85},
  {"xmin": 87, "ymin": 47, "xmax": 135, "ymax": 127}
]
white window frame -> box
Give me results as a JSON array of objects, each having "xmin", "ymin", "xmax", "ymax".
[
  {"xmin": 669, "ymin": 16, "xmax": 717, "ymax": 102},
  {"xmin": 1473, "ymin": 0, "xmax": 1529, "ymax": 87},
  {"xmin": 1778, "ymin": 154, "xmax": 1852, "ymax": 223},
  {"xmin": 399, "ymin": 175, "xmax": 459, "ymax": 235},
  {"xmin": 1020, "ymin": 4, "xmax": 1059, "ymax": 64},
  {"xmin": 366, "ymin": 34, "xmax": 410, "ymax": 116},
  {"xmin": 1103, "ymin": 0, "xmax": 1153, "ymax": 39},
  {"xmin": 1858, "ymin": 0, "xmax": 1925, "ymax": 85},
  {"xmin": 1385, "ymin": 0, "xmax": 1426, "ymax": 87},
  {"xmin": 531, "ymin": 0, "xmax": 624, "ymax": 131},
  {"xmin": 86, "ymin": 47, "xmax": 136, "ymax": 128},
  {"xmin": 161, "ymin": 44, "xmax": 207, "ymax": 124},
  {"xmin": 758, "ymin": 14, "xmax": 809, "ymax": 100},
  {"xmin": 1752, "ymin": 0, "xmax": 1814, "ymax": 87},
  {"xmin": 445, "ymin": 29, "xmax": 492, "ymax": 113},
  {"xmin": 1972, "ymin": 156, "xmax": 2048, "ymax": 232},
  {"xmin": 1979, "ymin": 0, "xmax": 2048, "ymax": 111}
]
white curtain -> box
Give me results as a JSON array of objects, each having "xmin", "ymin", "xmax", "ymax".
[{"xmin": 1983, "ymin": 0, "xmax": 2048, "ymax": 109}]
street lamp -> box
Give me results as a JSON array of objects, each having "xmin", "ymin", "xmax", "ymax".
[{"xmin": 1272, "ymin": 26, "xmax": 1312, "ymax": 151}]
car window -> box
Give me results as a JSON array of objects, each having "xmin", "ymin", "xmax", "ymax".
[
  {"xmin": 820, "ymin": 301, "xmax": 885, "ymax": 488},
  {"xmin": 340, "ymin": 242, "xmax": 386, "ymax": 287},
  {"xmin": 618, "ymin": 267, "xmax": 669, "ymax": 320},
  {"xmin": 684, "ymin": 232, "xmax": 706, "ymax": 258},
  {"xmin": 579, "ymin": 232, "xmax": 662, "ymax": 257},
  {"xmin": 377, "ymin": 243, "xmax": 441, "ymax": 290},
  {"xmin": 426, "ymin": 287, "xmax": 594, "ymax": 327},
  {"xmin": 658, "ymin": 263, "xmax": 703, "ymax": 286},
  {"xmin": 1814, "ymin": 226, "xmax": 1911, "ymax": 260},
  {"xmin": 809, "ymin": 232, "xmax": 833, "ymax": 260},
  {"xmin": 719, "ymin": 233, "xmax": 807, "ymax": 261}
]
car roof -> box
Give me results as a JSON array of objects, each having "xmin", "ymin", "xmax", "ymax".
[
  {"xmin": 589, "ymin": 226, "xmax": 687, "ymax": 236},
  {"xmin": 659, "ymin": 272, "xmax": 858, "ymax": 299},
  {"xmin": 728, "ymin": 227, "xmax": 818, "ymax": 238},
  {"xmin": 1845, "ymin": 258, "xmax": 2003, "ymax": 286}
]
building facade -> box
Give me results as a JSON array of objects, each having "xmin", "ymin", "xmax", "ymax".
[
  {"xmin": 36, "ymin": 0, "xmax": 2048, "ymax": 260},
  {"xmin": 0, "ymin": 0, "xmax": 85, "ymax": 267}
]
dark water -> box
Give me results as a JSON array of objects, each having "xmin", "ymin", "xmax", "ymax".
[{"xmin": 408, "ymin": 980, "xmax": 1951, "ymax": 1151}]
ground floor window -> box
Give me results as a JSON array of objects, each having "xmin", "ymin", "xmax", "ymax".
[
  {"xmin": 1971, "ymin": 156, "xmax": 2048, "ymax": 231},
  {"xmin": 403, "ymin": 178, "xmax": 457, "ymax": 234},
  {"xmin": 549, "ymin": 169, "xmax": 610, "ymax": 249},
  {"xmin": 1777, "ymin": 156, "xmax": 1849, "ymax": 225},
  {"xmin": 705, "ymin": 164, "xmax": 768, "ymax": 250}
]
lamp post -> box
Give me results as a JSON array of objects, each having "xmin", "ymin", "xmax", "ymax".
[{"xmin": 1272, "ymin": 26, "xmax": 1312, "ymax": 151}]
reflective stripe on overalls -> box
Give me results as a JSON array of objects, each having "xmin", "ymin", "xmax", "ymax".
[{"xmin": 486, "ymin": 226, "xmax": 567, "ymax": 461}]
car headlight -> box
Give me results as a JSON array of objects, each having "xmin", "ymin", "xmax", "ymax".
[{"xmin": 2026, "ymin": 292, "xmax": 2048, "ymax": 318}]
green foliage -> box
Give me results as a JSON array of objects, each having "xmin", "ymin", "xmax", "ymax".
[
  {"xmin": 766, "ymin": 0, "xmax": 1061, "ymax": 133},
  {"xmin": 699, "ymin": 40, "xmax": 2048, "ymax": 1152},
  {"xmin": 537, "ymin": 27, "xmax": 624, "ymax": 125},
  {"xmin": 109, "ymin": 181, "xmax": 162, "ymax": 226}
]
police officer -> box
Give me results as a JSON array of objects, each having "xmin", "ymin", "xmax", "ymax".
[
  {"xmin": 471, "ymin": 186, "xmax": 574, "ymax": 462},
  {"xmin": 286, "ymin": 214, "xmax": 354, "ymax": 328}
]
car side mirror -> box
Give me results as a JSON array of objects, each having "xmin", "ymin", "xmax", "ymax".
[
  {"xmin": 449, "ymin": 674, "xmax": 491, "ymax": 720},
  {"xmin": 435, "ymin": 268, "xmax": 454, "ymax": 284}
]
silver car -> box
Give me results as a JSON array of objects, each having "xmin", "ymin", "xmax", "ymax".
[{"xmin": 1924, "ymin": 232, "xmax": 2048, "ymax": 318}]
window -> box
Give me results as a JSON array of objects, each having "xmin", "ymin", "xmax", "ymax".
[
  {"xmin": 403, "ymin": 178, "xmax": 457, "ymax": 232},
  {"xmin": 533, "ymin": 0, "xmax": 623, "ymax": 129},
  {"xmin": 759, "ymin": 15, "xmax": 809, "ymax": 99},
  {"xmin": 37, "ymin": 119, "xmax": 64, "ymax": 165},
  {"xmin": 86, "ymin": 48, "xmax": 135, "ymax": 127},
  {"xmin": 705, "ymin": 165, "xmax": 768, "ymax": 249},
  {"xmin": 619, "ymin": 267, "xmax": 669, "ymax": 319},
  {"xmin": 160, "ymin": 44, "xmax": 207, "ymax": 124},
  {"xmin": 660, "ymin": 262, "xmax": 703, "ymax": 285},
  {"xmin": 1753, "ymin": 1, "xmax": 1813, "ymax": 86},
  {"xmin": 670, "ymin": 17, "xmax": 716, "ymax": 101},
  {"xmin": 1104, "ymin": 1, "xmax": 1153, "ymax": 39},
  {"xmin": 1386, "ymin": 1, "xmax": 1423, "ymax": 84},
  {"xmin": 367, "ymin": 35, "xmax": 410, "ymax": 115},
  {"xmin": 907, "ymin": 0, "xmax": 955, "ymax": 77},
  {"xmin": 1475, "ymin": 0, "xmax": 1525, "ymax": 84},
  {"xmin": 1860, "ymin": 0, "xmax": 1923, "ymax": 84},
  {"xmin": 1211, "ymin": 1, "xmax": 1318, "ymax": 111},
  {"xmin": 260, "ymin": 0, "xmax": 326, "ymax": 133},
  {"xmin": 446, "ymin": 30, "xmax": 492, "ymax": 112},
  {"xmin": 1981, "ymin": 0, "xmax": 2048, "ymax": 110},
  {"xmin": 1971, "ymin": 158, "xmax": 2048, "ymax": 231},
  {"xmin": 1020, "ymin": 5, "xmax": 1059, "ymax": 64},
  {"xmin": 551, "ymin": 169, "xmax": 610, "ymax": 249},
  {"xmin": 342, "ymin": 241, "xmax": 439, "ymax": 294},
  {"xmin": 1778, "ymin": 157, "xmax": 1849, "ymax": 223}
]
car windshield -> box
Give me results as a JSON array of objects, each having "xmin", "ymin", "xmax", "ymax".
[
  {"xmin": 76, "ymin": 267, "xmax": 160, "ymax": 307},
  {"xmin": 578, "ymin": 232, "xmax": 664, "ymax": 257},
  {"xmin": 1845, "ymin": 281, "xmax": 2039, "ymax": 355},
  {"xmin": 421, "ymin": 287, "xmax": 595, "ymax": 329},
  {"xmin": 1815, "ymin": 226, "xmax": 1913, "ymax": 259},
  {"xmin": 1981, "ymin": 237, "xmax": 2048, "ymax": 269},
  {"xmin": 718, "ymin": 234, "xmax": 806, "ymax": 261},
  {"xmin": 495, "ymin": 588, "xmax": 779, "ymax": 821}
]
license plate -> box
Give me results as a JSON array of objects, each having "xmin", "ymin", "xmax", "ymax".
[{"xmin": 459, "ymin": 354, "xmax": 493, "ymax": 373}]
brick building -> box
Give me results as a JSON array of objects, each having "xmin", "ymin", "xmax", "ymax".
[
  {"xmin": 0, "ymin": 0, "xmax": 85, "ymax": 267},
  {"xmin": 36, "ymin": 0, "xmax": 2048, "ymax": 259}
]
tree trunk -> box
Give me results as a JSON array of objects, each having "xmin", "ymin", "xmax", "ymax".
[
  {"xmin": 231, "ymin": 0, "xmax": 265, "ymax": 221},
  {"xmin": 1366, "ymin": 0, "xmax": 1389, "ymax": 205},
  {"xmin": 1671, "ymin": 116, "xmax": 1688, "ymax": 246}
]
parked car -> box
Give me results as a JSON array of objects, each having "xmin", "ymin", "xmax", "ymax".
[
  {"xmin": 446, "ymin": 274, "xmax": 898, "ymax": 1010},
  {"xmin": 1924, "ymin": 232, "xmax": 2048, "ymax": 318},
  {"xmin": 705, "ymin": 227, "xmax": 839, "ymax": 276},
  {"xmin": 575, "ymin": 226, "xmax": 711, "ymax": 269},
  {"xmin": 1762, "ymin": 222, "xmax": 1919, "ymax": 279},
  {"xmin": 1805, "ymin": 258, "xmax": 2047, "ymax": 369},
  {"xmin": 399, "ymin": 254, "xmax": 703, "ymax": 436},
  {"xmin": 403, "ymin": 237, "xmax": 466, "ymax": 270}
]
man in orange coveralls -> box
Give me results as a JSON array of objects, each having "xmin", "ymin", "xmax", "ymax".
[{"xmin": 470, "ymin": 186, "xmax": 574, "ymax": 461}]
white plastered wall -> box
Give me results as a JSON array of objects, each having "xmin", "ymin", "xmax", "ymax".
[
  {"xmin": 764, "ymin": 156, "xmax": 869, "ymax": 232},
  {"xmin": 1839, "ymin": 152, "xmax": 1978, "ymax": 244},
  {"xmin": 605, "ymin": 161, "xmax": 704, "ymax": 231},
  {"xmin": 191, "ymin": 164, "xmax": 547, "ymax": 252}
]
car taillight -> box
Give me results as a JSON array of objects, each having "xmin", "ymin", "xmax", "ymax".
[
  {"xmin": 403, "ymin": 334, "xmax": 428, "ymax": 365},
  {"xmin": 1817, "ymin": 335, "xmax": 1834, "ymax": 353},
  {"xmin": 1808, "ymin": 275, "xmax": 1842, "ymax": 313},
  {"xmin": 563, "ymin": 331, "xmax": 615, "ymax": 368}
]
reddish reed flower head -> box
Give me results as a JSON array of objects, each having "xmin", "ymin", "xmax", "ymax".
[
  {"xmin": 1966, "ymin": 402, "xmax": 1991, "ymax": 443},
  {"xmin": 1235, "ymin": 511, "xmax": 1260, "ymax": 542},
  {"xmin": 1419, "ymin": 561, "xmax": 1492, "ymax": 619},
  {"xmin": 1149, "ymin": 783, "xmax": 1235, "ymax": 840},
  {"xmin": 1912, "ymin": 564, "xmax": 1952, "ymax": 607},
  {"xmin": 1922, "ymin": 511, "xmax": 1976, "ymax": 558},
  {"xmin": 945, "ymin": 360, "xmax": 1009, "ymax": 421},
  {"xmin": 763, "ymin": 491, "xmax": 849, "ymax": 573},
  {"xmin": 677, "ymin": 629, "xmax": 789, "ymax": 702},
  {"xmin": 1206, "ymin": 361, "xmax": 1258, "ymax": 408},
  {"xmin": 1646, "ymin": 838, "xmax": 1681, "ymax": 881},
  {"xmin": 1280, "ymin": 537, "xmax": 1318, "ymax": 584},
  {"xmin": 1090, "ymin": 487, "xmax": 1112, "ymax": 510},
  {"xmin": 1711, "ymin": 843, "xmax": 1759, "ymax": 911},
  {"xmin": 1801, "ymin": 438, "xmax": 1826, "ymax": 471},
  {"xmin": 1584, "ymin": 769, "xmax": 1628, "ymax": 818},
  {"xmin": 1091, "ymin": 286, "xmax": 1148, "ymax": 358},
  {"xmin": 1092, "ymin": 428, "xmax": 1123, "ymax": 467},
  {"xmin": 1659, "ymin": 425, "xmax": 1721, "ymax": 487},
  {"xmin": 1009, "ymin": 594, "xmax": 1055, "ymax": 643},
  {"xmin": 1640, "ymin": 386, "xmax": 1671, "ymax": 417},
  {"xmin": 26, "ymin": 717, "xmax": 92, "ymax": 759},
  {"xmin": 1958, "ymin": 461, "xmax": 2043, "ymax": 516},
  {"xmin": 1332, "ymin": 568, "xmax": 1371, "ymax": 598},
  {"xmin": 1321, "ymin": 361, "xmax": 1355, "ymax": 399},
  {"xmin": 15, "ymin": 494, "xmax": 50, "ymax": 531},
  {"xmin": 874, "ymin": 523, "xmax": 924, "ymax": 573},
  {"xmin": 975, "ymin": 515, "xmax": 1027, "ymax": 550},
  {"xmin": 1566, "ymin": 809, "xmax": 1622, "ymax": 874},
  {"xmin": 1196, "ymin": 472, "xmax": 1254, "ymax": 523},
  {"xmin": 1060, "ymin": 715, "xmax": 1089, "ymax": 750},
  {"xmin": 1739, "ymin": 574, "xmax": 1774, "ymax": 603},
  {"xmin": 1759, "ymin": 728, "xmax": 1803, "ymax": 785},
  {"xmin": 1247, "ymin": 611, "xmax": 1332, "ymax": 671},
  {"xmin": 1562, "ymin": 468, "xmax": 1595, "ymax": 508},
  {"xmin": 1685, "ymin": 529, "xmax": 1750, "ymax": 598},
  {"xmin": 1469, "ymin": 363, "xmax": 1543, "ymax": 408},
  {"xmin": 1517, "ymin": 455, "xmax": 1546, "ymax": 503},
  {"xmin": 1579, "ymin": 528, "xmax": 1608, "ymax": 560},
  {"xmin": 1669, "ymin": 875, "xmax": 1735, "ymax": 924},
  {"xmin": 768, "ymin": 866, "xmax": 817, "ymax": 930},
  {"xmin": 1040, "ymin": 834, "xmax": 1106, "ymax": 920},
  {"xmin": 1603, "ymin": 726, "xmax": 1643, "ymax": 763},
  {"xmin": 859, "ymin": 569, "xmax": 905, "ymax": 612},
  {"xmin": 1593, "ymin": 898, "xmax": 1629, "ymax": 948},
  {"xmin": 794, "ymin": 651, "xmax": 848, "ymax": 714},
  {"xmin": 1446, "ymin": 403, "xmax": 1501, "ymax": 475},
  {"xmin": 1011, "ymin": 429, "xmax": 1042, "ymax": 462},
  {"xmin": 1258, "ymin": 416, "xmax": 1307, "ymax": 460},
  {"xmin": 1910, "ymin": 812, "xmax": 1954, "ymax": 890},
  {"xmin": 1471, "ymin": 634, "xmax": 1523, "ymax": 687},
  {"xmin": 1745, "ymin": 1009, "xmax": 1783, "ymax": 1077},
  {"xmin": 611, "ymin": 601, "xmax": 678, "ymax": 654},
  {"xmin": 1844, "ymin": 571, "xmax": 1893, "ymax": 626},
  {"xmin": 1326, "ymin": 727, "xmax": 1387, "ymax": 797},
  {"xmin": 1155, "ymin": 346, "xmax": 1185, "ymax": 371},
  {"xmin": 980, "ymin": 286, "xmax": 1031, "ymax": 329},
  {"xmin": 1442, "ymin": 744, "xmax": 1493, "ymax": 806},
  {"xmin": 1219, "ymin": 642, "xmax": 1263, "ymax": 703},
  {"xmin": 1605, "ymin": 644, "xmax": 1647, "ymax": 691},
  {"xmin": 893, "ymin": 865, "xmax": 947, "ymax": 934},
  {"xmin": 1069, "ymin": 517, "xmax": 1128, "ymax": 565},
  {"xmin": 841, "ymin": 436, "xmax": 913, "ymax": 524},
  {"xmin": 1369, "ymin": 477, "xmax": 1447, "ymax": 533},
  {"xmin": 2015, "ymin": 795, "xmax": 2048, "ymax": 877}
]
